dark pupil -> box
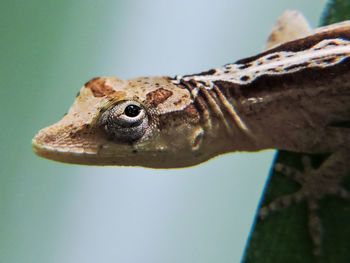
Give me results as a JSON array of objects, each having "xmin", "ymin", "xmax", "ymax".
[{"xmin": 124, "ymin": 105, "xmax": 141, "ymax": 117}]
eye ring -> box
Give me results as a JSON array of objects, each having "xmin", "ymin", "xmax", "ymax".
[{"xmin": 100, "ymin": 100, "xmax": 149, "ymax": 142}]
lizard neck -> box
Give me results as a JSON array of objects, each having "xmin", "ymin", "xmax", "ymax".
[
  {"xmin": 177, "ymin": 78, "xmax": 260, "ymax": 152},
  {"xmin": 172, "ymin": 27, "xmax": 350, "ymax": 153}
]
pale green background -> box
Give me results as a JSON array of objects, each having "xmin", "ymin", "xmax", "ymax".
[{"xmin": 1, "ymin": 1, "xmax": 326, "ymax": 262}]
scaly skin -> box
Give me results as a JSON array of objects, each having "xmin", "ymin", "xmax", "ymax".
[
  {"xmin": 32, "ymin": 20, "xmax": 350, "ymax": 168},
  {"xmin": 32, "ymin": 12, "xmax": 350, "ymax": 254}
]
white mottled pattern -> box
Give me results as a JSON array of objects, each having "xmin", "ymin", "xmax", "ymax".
[{"xmin": 173, "ymin": 38, "xmax": 350, "ymax": 97}]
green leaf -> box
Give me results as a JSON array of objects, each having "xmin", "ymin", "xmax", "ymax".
[
  {"xmin": 242, "ymin": 1, "xmax": 350, "ymax": 262},
  {"xmin": 320, "ymin": 0, "xmax": 350, "ymax": 25}
]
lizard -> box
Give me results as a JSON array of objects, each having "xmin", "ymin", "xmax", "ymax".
[{"xmin": 32, "ymin": 11, "xmax": 350, "ymax": 254}]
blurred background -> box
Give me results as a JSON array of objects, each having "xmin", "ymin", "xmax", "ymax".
[{"xmin": 0, "ymin": 1, "xmax": 326, "ymax": 262}]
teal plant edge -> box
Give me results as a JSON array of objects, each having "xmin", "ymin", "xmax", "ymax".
[{"xmin": 242, "ymin": 1, "xmax": 350, "ymax": 262}]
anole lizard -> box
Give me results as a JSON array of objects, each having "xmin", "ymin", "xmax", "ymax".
[{"xmin": 32, "ymin": 12, "xmax": 350, "ymax": 254}]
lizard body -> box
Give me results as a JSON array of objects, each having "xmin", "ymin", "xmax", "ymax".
[
  {"xmin": 33, "ymin": 20, "xmax": 350, "ymax": 168},
  {"xmin": 32, "ymin": 13, "xmax": 350, "ymax": 254}
]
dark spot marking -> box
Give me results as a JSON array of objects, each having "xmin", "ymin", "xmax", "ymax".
[
  {"xmin": 182, "ymin": 68, "xmax": 217, "ymax": 78},
  {"xmin": 321, "ymin": 57, "xmax": 338, "ymax": 64},
  {"xmin": 239, "ymin": 63, "xmax": 252, "ymax": 69},
  {"xmin": 284, "ymin": 64, "xmax": 302, "ymax": 71},
  {"xmin": 146, "ymin": 88, "xmax": 173, "ymax": 106},
  {"xmin": 195, "ymin": 68, "xmax": 217, "ymax": 76},
  {"xmin": 76, "ymin": 91, "xmax": 80, "ymax": 98},
  {"xmin": 267, "ymin": 54, "xmax": 280, "ymax": 60},
  {"xmin": 173, "ymin": 99, "xmax": 182, "ymax": 106},
  {"xmin": 86, "ymin": 77, "xmax": 116, "ymax": 97},
  {"xmin": 284, "ymin": 62, "xmax": 310, "ymax": 71},
  {"xmin": 240, "ymin": 75, "xmax": 250, "ymax": 81},
  {"xmin": 132, "ymin": 149, "xmax": 138, "ymax": 154}
]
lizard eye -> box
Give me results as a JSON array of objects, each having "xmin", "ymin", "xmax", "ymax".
[
  {"xmin": 124, "ymin": 104, "xmax": 141, "ymax": 117},
  {"xmin": 100, "ymin": 101, "xmax": 148, "ymax": 142}
]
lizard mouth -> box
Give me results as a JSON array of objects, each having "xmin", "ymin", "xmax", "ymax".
[
  {"xmin": 31, "ymin": 125, "xmax": 106, "ymax": 166},
  {"xmin": 32, "ymin": 125, "xmax": 205, "ymax": 168},
  {"xmin": 32, "ymin": 134, "xmax": 143, "ymax": 167},
  {"xmin": 32, "ymin": 140, "xmax": 97, "ymax": 165},
  {"xmin": 32, "ymin": 126, "xmax": 215, "ymax": 168}
]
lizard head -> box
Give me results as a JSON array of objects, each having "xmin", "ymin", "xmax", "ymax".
[{"xmin": 32, "ymin": 76, "xmax": 220, "ymax": 168}]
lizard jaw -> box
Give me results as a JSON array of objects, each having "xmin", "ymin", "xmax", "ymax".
[{"xmin": 32, "ymin": 126, "xmax": 214, "ymax": 168}]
